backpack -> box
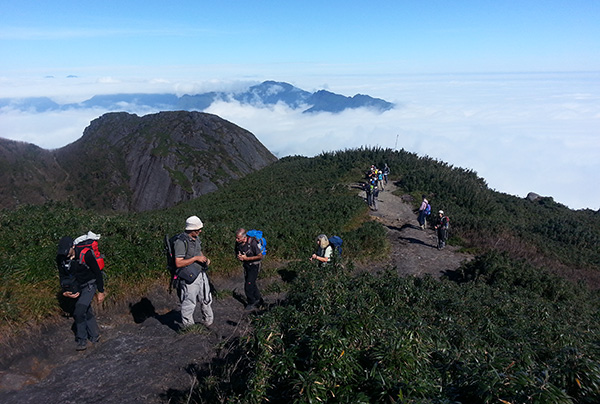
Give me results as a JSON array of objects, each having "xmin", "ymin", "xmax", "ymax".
[
  {"xmin": 441, "ymin": 216, "xmax": 450, "ymax": 228},
  {"xmin": 74, "ymin": 239, "xmax": 105, "ymax": 270},
  {"xmin": 247, "ymin": 229, "xmax": 267, "ymax": 256},
  {"xmin": 164, "ymin": 234, "xmax": 187, "ymax": 290},
  {"xmin": 328, "ymin": 235, "xmax": 343, "ymax": 256},
  {"xmin": 57, "ymin": 236, "xmax": 80, "ymax": 294},
  {"xmin": 425, "ymin": 203, "xmax": 431, "ymax": 216}
]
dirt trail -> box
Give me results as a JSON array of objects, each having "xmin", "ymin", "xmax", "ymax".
[
  {"xmin": 358, "ymin": 181, "xmax": 470, "ymax": 277},
  {"xmin": 0, "ymin": 182, "xmax": 471, "ymax": 403}
]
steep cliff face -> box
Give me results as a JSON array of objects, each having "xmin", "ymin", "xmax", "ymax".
[
  {"xmin": 1, "ymin": 111, "xmax": 277, "ymax": 212},
  {"xmin": 0, "ymin": 139, "xmax": 70, "ymax": 208}
]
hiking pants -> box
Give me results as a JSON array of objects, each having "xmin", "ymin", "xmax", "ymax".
[
  {"xmin": 418, "ymin": 211, "xmax": 427, "ymax": 226},
  {"xmin": 437, "ymin": 228, "xmax": 448, "ymax": 248},
  {"xmin": 180, "ymin": 271, "xmax": 213, "ymax": 327},
  {"xmin": 244, "ymin": 262, "xmax": 262, "ymax": 306},
  {"xmin": 74, "ymin": 281, "xmax": 100, "ymax": 344}
]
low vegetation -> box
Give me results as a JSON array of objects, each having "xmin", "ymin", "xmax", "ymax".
[
  {"xmin": 196, "ymin": 255, "xmax": 600, "ymax": 403},
  {"xmin": 1, "ymin": 147, "xmax": 599, "ymax": 402}
]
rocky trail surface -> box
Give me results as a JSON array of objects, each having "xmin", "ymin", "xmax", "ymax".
[{"xmin": 0, "ymin": 182, "xmax": 472, "ymax": 403}]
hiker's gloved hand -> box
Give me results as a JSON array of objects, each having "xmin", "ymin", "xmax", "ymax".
[
  {"xmin": 63, "ymin": 291, "xmax": 80, "ymax": 299},
  {"xmin": 96, "ymin": 292, "xmax": 106, "ymax": 304},
  {"xmin": 196, "ymin": 255, "xmax": 209, "ymax": 265}
]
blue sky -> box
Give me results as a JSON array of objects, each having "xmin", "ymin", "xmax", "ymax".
[
  {"xmin": 1, "ymin": 1, "xmax": 599, "ymax": 210},
  {"xmin": 2, "ymin": 0, "xmax": 599, "ymax": 77}
]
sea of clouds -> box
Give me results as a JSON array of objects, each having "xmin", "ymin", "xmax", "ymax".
[{"xmin": 1, "ymin": 72, "xmax": 598, "ymax": 210}]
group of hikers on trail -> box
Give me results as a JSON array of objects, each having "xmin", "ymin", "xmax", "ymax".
[
  {"xmin": 363, "ymin": 163, "xmax": 451, "ymax": 250},
  {"xmin": 56, "ymin": 215, "xmax": 341, "ymax": 350},
  {"xmin": 55, "ymin": 162, "xmax": 452, "ymax": 350},
  {"xmin": 417, "ymin": 194, "xmax": 450, "ymax": 250},
  {"xmin": 364, "ymin": 163, "xmax": 389, "ymax": 211}
]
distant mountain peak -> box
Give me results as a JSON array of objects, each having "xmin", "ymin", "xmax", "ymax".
[{"xmin": 2, "ymin": 81, "xmax": 395, "ymax": 114}]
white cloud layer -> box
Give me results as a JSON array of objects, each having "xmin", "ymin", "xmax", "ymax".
[{"xmin": 1, "ymin": 73, "xmax": 599, "ymax": 210}]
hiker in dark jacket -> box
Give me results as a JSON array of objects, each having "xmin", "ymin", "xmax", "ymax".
[
  {"xmin": 174, "ymin": 215, "xmax": 213, "ymax": 329},
  {"xmin": 60, "ymin": 235, "xmax": 106, "ymax": 351},
  {"xmin": 435, "ymin": 210, "xmax": 450, "ymax": 249},
  {"xmin": 383, "ymin": 164, "xmax": 390, "ymax": 184},
  {"xmin": 235, "ymin": 228, "xmax": 264, "ymax": 311}
]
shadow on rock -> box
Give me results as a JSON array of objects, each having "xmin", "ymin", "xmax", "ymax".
[
  {"xmin": 161, "ymin": 337, "xmax": 252, "ymax": 403},
  {"xmin": 129, "ymin": 297, "xmax": 180, "ymax": 331},
  {"xmin": 441, "ymin": 268, "xmax": 467, "ymax": 283},
  {"xmin": 278, "ymin": 268, "xmax": 297, "ymax": 283},
  {"xmin": 397, "ymin": 236, "xmax": 431, "ymax": 247},
  {"xmin": 231, "ymin": 289, "xmax": 247, "ymax": 307}
]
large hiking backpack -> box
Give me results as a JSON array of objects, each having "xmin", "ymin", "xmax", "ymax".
[
  {"xmin": 56, "ymin": 236, "xmax": 80, "ymax": 294},
  {"xmin": 74, "ymin": 239, "xmax": 105, "ymax": 270},
  {"xmin": 441, "ymin": 216, "xmax": 450, "ymax": 228},
  {"xmin": 164, "ymin": 234, "xmax": 188, "ymax": 290},
  {"xmin": 328, "ymin": 235, "xmax": 343, "ymax": 257},
  {"xmin": 247, "ymin": 229, "xmax": 267, "ymax": 256}
]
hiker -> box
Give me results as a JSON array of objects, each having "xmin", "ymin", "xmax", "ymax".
[
  {"xmin": 377, "ymin": 169, "xmax": 385, "ymax": 191},
  {"xmin": 435, "ymin": 210, "xmax": 450, "ymax": 249},
  {"xmin": 174, "ymin": 215, "xmax": 213, "ymax": 329},
  {"xmin": 383, "ymin": 164, "xmax": 390, "ymax": 184},
  {"xmin": 371, "ymin": 178, "xmax": 380, "ymax": 211},
  {"xmin": 235, "ymin": 228, "xmax": 264, "ymax": 311},
  {"xmin": 58, "ymin": 234, "xmax": 105, "ymax": 351},
  {"xmin": 310, "ymin": 234, "xmax": 332, "ymax": 265},
  {"xmin": 417, "ymin": 195, "xmax": 429, "ymax": 230},
  {"xmin": 364, "ymin": 180, "xmax": 373, "ymax": 207}
]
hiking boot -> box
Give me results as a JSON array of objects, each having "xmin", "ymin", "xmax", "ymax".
[
  {"xmin": 76, "ymin": 342, "xmax": 87, "ymax": 351},
  {"xmin": 90, "ymin": 336, "xmax": 101, "ymax": 344}
]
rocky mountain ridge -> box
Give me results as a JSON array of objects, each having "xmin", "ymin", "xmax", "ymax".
[
  {"xmin": 0, "ymin": 81, "xmax": 394, "ymax": 114},
  {"xmin": 0, "ymin": 111, "xmax": 277, "ymax": 212}
]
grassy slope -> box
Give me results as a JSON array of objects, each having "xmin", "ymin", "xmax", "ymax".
[{"xmin": 1, "ymin": 147, "xmax": 600, "ymax": 402}]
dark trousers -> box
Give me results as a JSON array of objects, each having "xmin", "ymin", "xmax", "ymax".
[
  {"xmin": 418, "ymin": 211, "xmax": 427, "ymax": 226},
  {"xmin": 73, "ymin": 281, "xmax": 100, "ymax": 344},
  {"xmin": 244, "ymin": 263, "xmax": 262, "ymax": 306}
]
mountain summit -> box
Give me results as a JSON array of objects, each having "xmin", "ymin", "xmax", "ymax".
[
  {"xmin": 1, "ymin": 81, "xmax": 394, "ymax": 114},
  {"xmin": 0, "ymin": 111, "xmax": 276, "ymax": 212}
]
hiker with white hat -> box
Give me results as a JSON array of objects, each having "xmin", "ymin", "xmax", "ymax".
[{"xmin": 173, "ymin": 215, "xmax": 213, "ymax": 329}]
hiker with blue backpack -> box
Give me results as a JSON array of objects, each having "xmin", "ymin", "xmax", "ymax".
[
  {"xmin": 417, "ymin": 195, "xmax": 431, "ymax": 230},
  {"xmin": 311, "ymin": 234, "xmax": 343, "ymax": 266},
  {"xmin": 173, "ymin": 215, "xmax": 213, "ymax": 329},
  {"xmin": 311, "ymin": 234, "xmax": 333, "ymax": 265},
  {"xmin": 235, "ymin": 228, "xmax": 265, "ymax": 311}
]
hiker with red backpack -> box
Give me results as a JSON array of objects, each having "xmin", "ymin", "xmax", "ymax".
[
  {"xmin": 235, "ymin": 228, "xmax": 264, "ymax": 311},
  {"xmin": 57, "ymin": 232, "xmax": 106, "ymax": 351},
  {"xmin": 434, "ymin": 210, "xmax": 450, "ymax": 250}
]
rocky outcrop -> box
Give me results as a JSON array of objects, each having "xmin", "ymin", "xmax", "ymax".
[{"xmin": 1, "ymin": 111, "xmax": 277, "ymax": 212}]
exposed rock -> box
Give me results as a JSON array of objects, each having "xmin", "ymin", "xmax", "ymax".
[
  {"xmin": 526, "ymin": 192, "xmax": 542, "ymax": 202},
  {"xmin": 0, "ymin": 111, "xmax": 277, "ymax": 212}
]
